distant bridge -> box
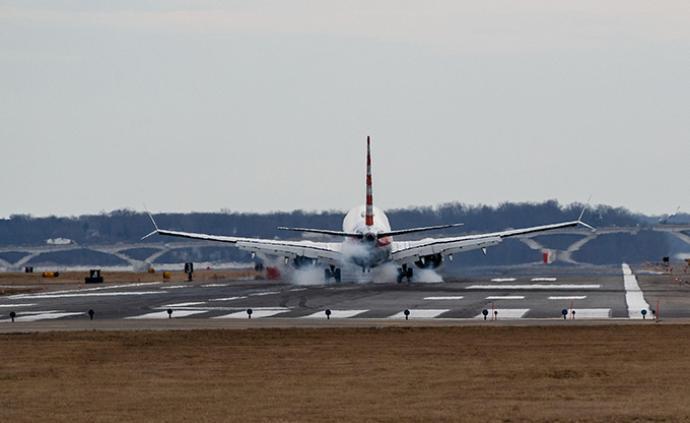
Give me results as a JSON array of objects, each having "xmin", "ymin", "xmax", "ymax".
[{"xmin": 0, "ymin": 241, "xmax": 234, "ymax": 271}]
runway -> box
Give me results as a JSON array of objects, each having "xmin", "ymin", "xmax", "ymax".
[{"xmin": 0, "ymin": 263, "xmax": 678, "ymax": 330}]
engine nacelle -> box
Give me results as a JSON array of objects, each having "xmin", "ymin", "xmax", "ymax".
[
  {"xmin": 292, "ymin": 256, "xmax": 317, "ymax": 268},
  {"xmin": 414, "ymin": 253, "xmax": 443, "ymax": 269}
]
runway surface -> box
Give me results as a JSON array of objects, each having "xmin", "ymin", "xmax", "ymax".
[{"xmin": 0, "ymin": 263, "xmax": 679, "ymax": 330}]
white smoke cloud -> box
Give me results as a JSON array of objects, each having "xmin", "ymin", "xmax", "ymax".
[
  {"xmin": 371, "ymin": 262, "xmax": 399, "ymax": 283},
  {"xmin": 413, "ymin": 268, "xmax": 444, "ymax": 283},
  {"xmin": 339, "ymin": 241, "xmax": 370, "ymax": 261},
  {"xmin": 290, "ymin": 266, "xmax": 326, "ymax": 286}
]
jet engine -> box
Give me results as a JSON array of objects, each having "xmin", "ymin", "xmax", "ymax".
[
  {"xmin": 292, "ymin": 256, "xmax": 317, "ymax": 268},
  {"xmin": 414, "ymin": 253, "xmax": 443, "ymax": 269}
]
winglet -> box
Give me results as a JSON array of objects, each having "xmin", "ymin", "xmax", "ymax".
[
  {"xmin": 141, "ymin": 207, "xmax": 160, "ymax": 240},
  {"xmin": 578, "ymin": 195, "xmax": 591, "ymax": 221},
  {"xmin": 577, "ymin": 196, "xmax": 595, "ymax": 232}
]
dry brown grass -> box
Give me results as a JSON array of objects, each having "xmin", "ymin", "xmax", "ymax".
[{"xmin": 1, "ymin": 325, "xmax": 689, "ymax": 422}]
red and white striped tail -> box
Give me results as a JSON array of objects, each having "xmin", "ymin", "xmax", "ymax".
[{"xmin": 365, "ymin": 136, "xmax": 374, "ymax": 227}]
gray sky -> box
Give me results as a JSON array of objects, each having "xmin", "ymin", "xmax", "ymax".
[{"xmin": 1, "ymin": 1, "xmax": 689, "ymax": 217}]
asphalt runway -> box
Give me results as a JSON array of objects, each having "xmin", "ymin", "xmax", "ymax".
[{"xmin": 0, "ymin": 263, "xmax": 677, "ymax": 330}]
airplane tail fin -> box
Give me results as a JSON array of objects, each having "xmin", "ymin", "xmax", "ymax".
[{"xmin": 365, "ymin": 136, "xmax": 374, "ymax": 227}]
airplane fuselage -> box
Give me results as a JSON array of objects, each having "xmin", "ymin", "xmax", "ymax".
[{"xmin": 342, "ymin": 205, "xmax": 393, "ymax": 268}]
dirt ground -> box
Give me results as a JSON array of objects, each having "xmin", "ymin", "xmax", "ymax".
[{"xmin": 1, "ymin": 325, "xmax": 689, "ymax": 422}]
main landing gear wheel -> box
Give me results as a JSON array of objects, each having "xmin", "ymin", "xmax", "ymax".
[
  {"xmin": 397, "ymin": 266, "xmax": 414, "ymax": 283},
  {"xmin": 324, "ymin": 266, "xmax": 342, "ymax": 283}
]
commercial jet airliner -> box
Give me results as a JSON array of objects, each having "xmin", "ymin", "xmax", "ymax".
[{"xmin": 143, "ymin": 137, "xmax": 593, "ymax": 283}]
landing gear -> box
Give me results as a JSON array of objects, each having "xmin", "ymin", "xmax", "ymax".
[
  {"xmin": 397, "ymin": 264, "xmax": 413, "ymax": 283},
  {"xmin": 324, "ymin": 266, "xmax": 342, "ymax": 283}
]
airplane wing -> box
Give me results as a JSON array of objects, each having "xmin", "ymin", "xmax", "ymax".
[
  {"xmin": 142, "ymin": 222, "xmax": 343, "ymax": 266},
  {"xmin": 390, "ymin": 220, "xmax": 594, "ymax": 265}
]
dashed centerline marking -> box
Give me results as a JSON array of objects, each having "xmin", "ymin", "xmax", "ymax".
[
  {"xmin": 424, "ymin": 296, "xmax": 464, "ymax": 300},
  {"xmin": 467, "ymin": 284, "xmax": 600, "ymax": 290},
  {"xmin": 549, "ymin": 296, "xmax": 587, "ymax": 300},
  {"xmin": 491, "ymin": 278, "xmax": 516, "ymax": 282},
  {"xmin": 486, "ymin": 296, "xmax": 525, "ymax": 300},
  {"xmin": 531, "ymin": 277, "xmax": 557, "ymax": 282}
]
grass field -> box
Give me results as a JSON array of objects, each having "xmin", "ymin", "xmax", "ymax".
[{"xmin": 1, "ymin": 325, "xmax": 689, "ymax": 422}]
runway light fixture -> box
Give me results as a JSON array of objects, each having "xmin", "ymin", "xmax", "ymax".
[
  {"xmin": 561, "ymin": 309, "xmax": 568, "ymax": 320},
  {"xmin": 641, "ymin": 309, "xmax": 647, "ymax": 319},
  {"xmin": 482, "ymin": 309, "xmax": 489, "ymax": 320},
  {"xmin": 403, "ymin": 309, "xmax": 410, "ymax": 320},
  {"xmin": 167, "ymin": 308, "xmax": 173, "ymax": 319},
  {"xmin": 247, "ymin": 308, "xmax": 253, "ymax": 319},
  {"xmin": 325, "ymin": 309, "xmax": 331, "ymax": 320},
  {"xmin": 9, "ymin": 311, "xmax": 16, "ymax": 323},
  {"xmin": 88, "ymin": 309, "xmax": 95, "ymax": 321}
]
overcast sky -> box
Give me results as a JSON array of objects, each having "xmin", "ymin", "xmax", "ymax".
[{"xmin": 1, "ymin": 1, "xmax": 688, "ymax": 217}]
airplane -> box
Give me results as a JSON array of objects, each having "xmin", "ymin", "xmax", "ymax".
[{"xmin": 143, "ymin": 137, "xmax": 594, "ymax": 283}]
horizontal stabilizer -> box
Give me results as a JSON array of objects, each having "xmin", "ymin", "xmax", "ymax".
[
  {"xmin": 377, "ymin": 223, "xmax": 464, "ymax": 238},
  {"xmin": 277, "ymin": 227, "xmax": 363, "ymax": 238}
]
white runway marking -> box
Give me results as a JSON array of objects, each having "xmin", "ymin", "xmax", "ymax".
[
  {"xmin": 202, "ymin": 283, "xmax": 229, "ymax": 287},
  {"xmin": 388, "ymin": 309, "xmax": 450, "ymax": 319},
  {"xmin": 467, "ymin": 284, "xmax": 600, "ymax": 290},
  {"xmin": 2, "ymin": 311, "xmax": 84, "ymax": 322},
  {"xmin": 92, "ymin": 282, "xmax": 162, "ymax": 290},
  {"xmin": 10, "ymin": 291, "xmax": 165, "ymax": 299},
  {"xmin": 209, "ymin": 296, "xmax": 247, "ymax": 302},
  {"xmin": 531, "ymin": 277, "xmax": 557, "ymax": 282},
  {"xmin": 486, "ymin": 296, "xmax": 525, "ymax": 300},
  {"xmin": 127, "ymin": 310, "xmax": 207, "ymax": 319},
  {"xmin": 5, "ymin": 283, "xmax": 163, "ymax": 298},
  {"xmin": 163, "ymin": 302, "xmax": 206, "ymax": 307},
  {"xmin": 302, "ymin": 309, "xmax": 368, "ymax": 319},
  {"xmin": 214, "ymin": 308, "xmax": 289, "ymax": 319},
  {"xmin": 289, "ymin": 288, "xmax": 307, "ymax": 292},
  {"xmin": 491, "ymin": 278, "xmax": 516, "ymax": 282},
  {"xmin": 249, "ymin": 291, "xmax": 279, "ymax": 296},
  {"xmin": 164, "ymin": 285, "xmax": 188, "ymax": 289},
  {"xmin": 474, "ymin": 309, "xmax": 529, "ymax": 319},
  {"xmin": 424, "ymin": 296, "xmax": 464, "ymax": 300},
  {"xmin": 567, "ymin": 308, "xmax": 611, "ymax": 319},
  {"xmin": 0, "ymin": 304, "xmax": 36, "ymax": 307},
  {"xmin": 622, "ymin": 263, "xmax": 651, "ymax": 319},
  {"xmin": 549, "ymin": 296, "xmax": 587, "ymax": 300}
]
